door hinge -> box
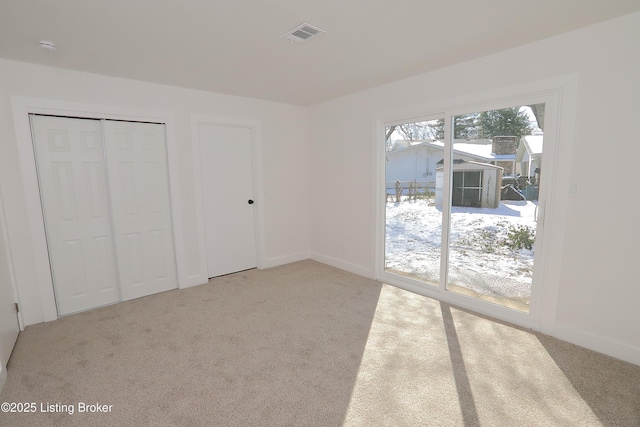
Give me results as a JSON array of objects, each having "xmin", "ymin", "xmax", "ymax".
[{"xmin": 14, "ymin": 302, "xmax": 19, "ymax": 313}]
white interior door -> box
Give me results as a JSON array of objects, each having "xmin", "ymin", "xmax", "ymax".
[
  {"xmin": 103, "ymin": 120, "xmax": 177, "ymax": 300},
  {"xmin": 0, "ymin": 191, "xmax": 20, "ymax": 371},
  {"xmin": 30, "ymin": 115, "xmax": 120, "ymax": 315},
  {"xmin": 199, "ymin": 123, "xmax": 257, "ymax": 278}
]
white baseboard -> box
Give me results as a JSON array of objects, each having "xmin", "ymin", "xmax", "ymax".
[
  {"xmin": 261, "ymin": 251, "xmax": 310, "ymax": 269},
  {"xmin": 180, "ymin": 251, "xmax": 311, "ymax": 287},
  {"xmin": 309, "ymin": 252, "xmax": 374, "ymax": 279},
  {"xmin": 544, "ymin": 323, "xmax": 640, "ymax": 366},
  {"xmin": 181, "ymin": 273, "xmax": 209, "ymax": 289}
]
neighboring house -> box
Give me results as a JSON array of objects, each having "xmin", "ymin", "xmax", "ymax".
[
  {"xmin": 491, "ymin": 136, "xmax": 518, "ymax": 176},
  {"xmin": 385, "ymin": 139, "xmax": 494, "ymax": 191},
  {"xmin": 516, "ymin": 134, "xmax": 543, "ymax": 182},
  {"xmin": 387, "ymin": 137, "xmax": 525, "ymax": 207},
  {"xmin": 385, "ymin": 137, "xmax": 517, "ymax": 192}
]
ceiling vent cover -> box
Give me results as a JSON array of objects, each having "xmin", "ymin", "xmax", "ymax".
[{"xmin": 281, "ymin": 23, "xmax": 325, "ymax": 43}]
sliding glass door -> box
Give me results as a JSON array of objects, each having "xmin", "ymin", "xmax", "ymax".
[
  {"xmin": 384, "ymin": 103, "xmax": 545, "ymax": 314},
  {"xmin": 384, "ymin": 118, "xmax": 444, "ymax": 285}
]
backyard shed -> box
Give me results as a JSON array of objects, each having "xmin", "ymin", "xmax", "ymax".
[{"xmin": 435, "ymin": 161, "xmax": 504, "ymax": 208}]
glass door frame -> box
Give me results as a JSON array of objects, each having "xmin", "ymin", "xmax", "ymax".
[{"xmin": 375, "ymin": 86, "xmax": 570, "ymax": 330}]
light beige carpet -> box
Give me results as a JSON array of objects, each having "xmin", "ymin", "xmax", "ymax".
[{"xmin": 0, "ymin": 260, "xmax": 638, "ymax": 426}]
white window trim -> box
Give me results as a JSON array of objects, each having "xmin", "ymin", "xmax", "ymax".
[{"xmin": 373, "ymin": 75, "xmax": 579, "ymax": 333}]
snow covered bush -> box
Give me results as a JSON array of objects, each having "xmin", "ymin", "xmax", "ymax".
[{"xmin": 502, "ymin": 225, "xmax": 535, "ymax": 250}]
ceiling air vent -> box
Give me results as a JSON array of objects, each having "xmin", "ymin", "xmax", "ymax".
[{"xmin": 281, "ymin": 23, "xmax": 325, "ymax": 43}]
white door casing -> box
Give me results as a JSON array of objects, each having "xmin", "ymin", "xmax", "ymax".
[
  {"xmin": 0, "ymin": 187, "xmax": 20, "ymax": 375},
  {"xmin": 103, "ymin": 120, "xmax": 177, "ymax": 300},
  {"xmin": 198, "ymin": 123, "xmax": 257, "ymax": 278},
  {"xmin": 11, "ymin": 97, "xmax": 185, "ymax": 325},
  {"xmin": 30, "ymin": 115, "xmax": 120, "ymax": 315}
]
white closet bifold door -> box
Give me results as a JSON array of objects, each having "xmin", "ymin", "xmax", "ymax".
[
  {"xmin": 103, "ymin": 120, "xmax": 177, "ymax": 300},
  {"xmin": 30, "ymin": 115, "xmax": 120, "ymax": 315}
]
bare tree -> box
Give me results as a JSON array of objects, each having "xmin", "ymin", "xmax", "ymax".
[
  {"xmin": 528, "ymin": 103, "xmax": 545, "ymax": 131},
  {"xmin": 385, "ymin": 125, "xmax": 397, "ymax": 142},
  {"xmin": 398, "ymin": 122, "xmax": 437, "ymax": 141}
]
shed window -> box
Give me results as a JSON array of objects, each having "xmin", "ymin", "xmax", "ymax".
[{"xmin": 452, "ymin": 171, "xmax": 482, "ymax": 207}]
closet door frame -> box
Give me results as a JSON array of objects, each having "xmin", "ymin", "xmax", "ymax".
[{"xmin": 11, "ymin": 96, "xmax": 186, "ymax": 324}]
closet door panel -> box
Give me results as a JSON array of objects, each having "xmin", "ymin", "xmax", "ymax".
[
  {"xmin": 30, "ymin": 115, "xmax": 120, "ymax": 315},
  {"xmin": 103, "ymin": 121, "xmax": 177, "ymax": 300}
]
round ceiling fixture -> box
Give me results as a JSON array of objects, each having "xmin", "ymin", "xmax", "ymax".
[{"xmin": 39, "ymin": 40, "xmax": 56, "ymax": 51}]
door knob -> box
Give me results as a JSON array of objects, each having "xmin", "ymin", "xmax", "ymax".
[{"xmin": 248, "ymin": 199, "xmax": 254, "ymax": 205}]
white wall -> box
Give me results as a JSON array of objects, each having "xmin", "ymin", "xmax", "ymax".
[
  {"xmin": 0, "ymin": 59, "xmax": 310, "ymax": 326},
  {"xmin": 309, "ymin": 12, "xmax": 640, "ymax": 363}
]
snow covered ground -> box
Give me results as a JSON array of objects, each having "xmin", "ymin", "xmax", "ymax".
[{"xmin": 385, "ymin": 198, "xmax": 537, "ymax": 300}]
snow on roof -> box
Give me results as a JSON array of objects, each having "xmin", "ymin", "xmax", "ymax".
[
  {"xmin": 453, "ymin": 142, "xmax": 493, "ymax": 159},
  {"xmin": 436, "ymin": 159, "xmax": 504, "ymax": 171},
  {"xmin": 390, "ymin": 140, "xmax": 410, "ymax": 151},
  {"xmin": 522, "ymin": 135, "xmax": 543, "ymax": 155},
  {"xmin": 391, "ymin": 136, "xmax": 546, "ymax": 165},
  {"xmin": 390, "ymin": 139, "xmax": 495, "ymax": 160},
  {"xmin": 433, "ymin": 140, "xmax": 494, "ymax": 159},
  {"xmin": 390, "ymin": 139, "xmax": 433, "ymax": 152}
]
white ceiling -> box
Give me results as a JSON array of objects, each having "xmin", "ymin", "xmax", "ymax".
[{"xmin": 1, "ymin": 1, "xmax": 639, "ymax": 106}]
